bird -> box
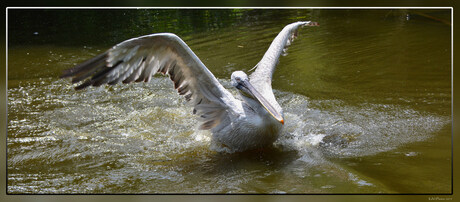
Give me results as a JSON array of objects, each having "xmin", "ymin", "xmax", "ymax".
[{"xmin": 61, "ymin": 21, "xmax": 318, "ymax": 153}]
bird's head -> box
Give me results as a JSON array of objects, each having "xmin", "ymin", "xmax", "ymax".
[
  {"xmin": 231, "ymin": 71, "xmax": 250, "ymax": 93},
  {"xmin": 231, "ymin": 71, "xmax": 284, "ymax": 125}
]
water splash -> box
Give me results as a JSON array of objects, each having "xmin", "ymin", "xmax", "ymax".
[
  {"xmin": 275, "ymin": 90, "xmax": 450, "ymax": 158},
  {"xmin": 9, "ymin": 77, "xmax": 450, "ymax": 159},
  {"xmin": 7, "ymin": 77, "xmax": 450, "ymax": 193}
]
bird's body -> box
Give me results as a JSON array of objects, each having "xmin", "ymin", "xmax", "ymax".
[
  {"xmin": 210, "ymin": 91, "xmax": 283, "ymax": 152},
  {"xmin": 61, "ymin": 21, "xmax": 318, "ymax": 153}
]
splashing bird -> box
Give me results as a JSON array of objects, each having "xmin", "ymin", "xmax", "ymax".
[{"xmin": 61, "ymin": 21, "xmax": 318, "ymax": 152}]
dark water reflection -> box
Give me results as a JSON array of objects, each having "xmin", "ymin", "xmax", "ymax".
[{"xmin": 7, "ymin": 9, "xmax": 451, "ymax": 194}]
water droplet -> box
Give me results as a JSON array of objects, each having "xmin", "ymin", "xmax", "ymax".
[
  {"xmin": 321, "ymin": 185, "xmax": 335, "ymax": 189},
  {"xmin": 405, "ymin": 152, "xmax": 418, "ymax": 157}
]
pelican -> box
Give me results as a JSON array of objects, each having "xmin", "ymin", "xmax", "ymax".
[{"xmin": 61, "ymin": 21, "xmax": 318, "ymax": 152}]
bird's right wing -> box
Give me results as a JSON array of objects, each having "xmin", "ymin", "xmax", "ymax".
[{"xmin": 61, "ymin": 33, "xmax": 238, "ymax": 130}]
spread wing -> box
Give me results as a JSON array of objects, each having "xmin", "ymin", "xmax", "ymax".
[
  {"xmin": 249, "ymin": 21, "xmax": 318, "ymax": 113},
  {"xmin": 61, "ymin": 33, "xmax": 237, "ymax": 130}
]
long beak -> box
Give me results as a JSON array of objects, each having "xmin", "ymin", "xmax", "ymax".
[{"xmin": 241, "ymin": 80, "xmax": 284, "ymax": 125}]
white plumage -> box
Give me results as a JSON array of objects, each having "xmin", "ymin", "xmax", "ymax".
[{"xmin": 61, "ymin": 21, "xmax": 318, "ymax": 152}]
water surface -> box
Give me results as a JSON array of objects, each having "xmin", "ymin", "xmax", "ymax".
[{"xmin": 7, "ymin": 9, "xmax": 451, "ymax": 194}]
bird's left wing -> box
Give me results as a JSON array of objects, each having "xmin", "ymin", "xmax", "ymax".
[
  {"xmin": 249, "ymin": 21, "xmax": 318, "ymax": 87},
  {"xmin": 248, "ymin": 21, "xmax": 318, "ymax": 113},
  {"xmin": 61, "ymin": 33, "xmax": 238, "ymax": 130}
]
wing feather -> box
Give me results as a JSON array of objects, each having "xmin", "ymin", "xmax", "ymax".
[
  {"xmin": 249, "ymin": 21, "xmax": 317, "ymax": 87},
  {"xmin": 248, "ymin": 21, "xmax": 317, "ymax": 114},
  {"xmin": 61, "ymin": 33, "xmax": 238, "ymax": 131}
]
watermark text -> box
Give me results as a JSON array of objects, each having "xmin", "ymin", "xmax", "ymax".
[{"xmin": 428, "ymin": 197, "xmax": 453, "ymax": 201}]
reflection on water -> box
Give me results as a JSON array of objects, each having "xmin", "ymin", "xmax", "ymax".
[{"xmin": 7, "ymin": 9, "xmax": 451, "ymax": 194}]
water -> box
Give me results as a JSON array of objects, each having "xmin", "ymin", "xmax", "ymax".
[{"xmin": 7, "ymin": 9, "xmax": 451, "ymax": 194}]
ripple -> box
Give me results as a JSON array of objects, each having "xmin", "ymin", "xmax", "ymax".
[
  {"xmin": 275, "ymin": 91, "xmax": 450, "ymax": 157},
  {"xmin": 7, "ymin": 76, "xmax": 450, "ymax": 193}
]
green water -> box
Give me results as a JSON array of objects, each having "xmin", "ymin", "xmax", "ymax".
[{"xmin": 7, "ymin": 9, "xmax": 451, "ymax": 194}]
